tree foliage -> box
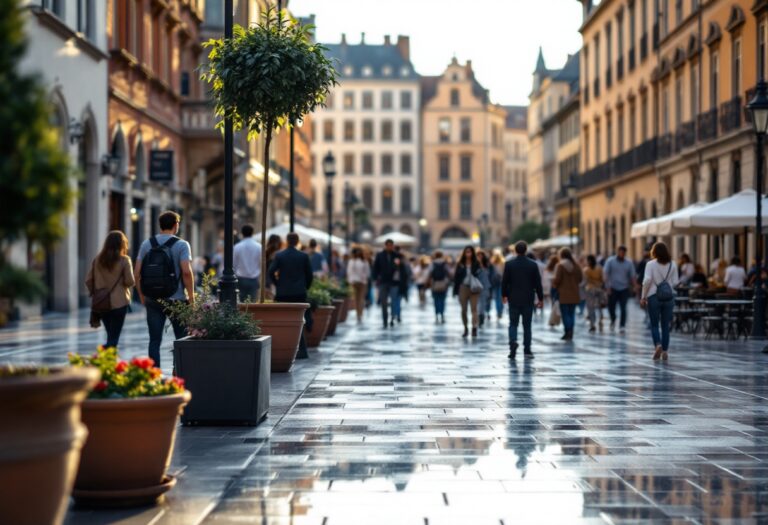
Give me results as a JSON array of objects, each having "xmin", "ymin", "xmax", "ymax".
[{"xmin": 511, "ymin": 221, "xmax": 551, "ymax": 244}]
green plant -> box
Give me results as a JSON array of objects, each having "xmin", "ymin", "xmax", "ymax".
[
  {"xmin": 68, "ymin": 346, "xmax": 185, "ymax": 399},
  {"xmin": 512, "ymin": 221, "xmax": 551, "ymax": 244},
  {"xmin": 0, "ymin": 0, "xmax": 75, "ymax": 305},
  {"xmin": 307, "ymin": 282, "xmax": 332, "ymax": 310},
  {"xmin": 313, "ymin": 278, "xmax": 349, "ymax": 300},
  {"xmin": 201, "ymin": 7, "xmax": 337, "ymax": 303}
]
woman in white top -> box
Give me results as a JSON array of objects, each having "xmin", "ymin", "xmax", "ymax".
[
  {"xmin": 677, "ymin": 253, "xmax": 694, "ymax": 286},
  {"xmin": 346, "ymin": 247, "xmax": 371, "ymax": 323},
  {"xmin": 640, "ymin": 242, "xmax": 679, "ymax": 361},
  {"xmin": 724, "ymin": 256, "xmax": 747, "ymax": 295}
]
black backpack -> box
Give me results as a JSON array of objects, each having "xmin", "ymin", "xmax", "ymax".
[
  {"xmin": 140, "ymin": 237, "xmax": 180, "ymax": 299},
  {"xmin": 431, "ymin": 262, "xmax": 447, "ymax": 281}
]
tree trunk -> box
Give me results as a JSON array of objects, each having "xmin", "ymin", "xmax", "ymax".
[{"xmin": 259, "ymin": 127, "xmax": 272, "ymax": 303}]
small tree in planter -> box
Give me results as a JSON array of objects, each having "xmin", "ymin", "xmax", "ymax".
[{"xmin": 305, "ymin": 282, "xmax": 334, "ymax": 348}]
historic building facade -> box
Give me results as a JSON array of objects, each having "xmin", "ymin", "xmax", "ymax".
[
  {"xmin": 503, "ymin": 106, "xmax": 529, "ymax": 237},
  {"xmin": 422, "ymin": 59, "xmax": 507, "ymax": 248}
]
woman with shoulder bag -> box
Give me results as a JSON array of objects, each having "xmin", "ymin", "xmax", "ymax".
[
  {"xmin": 552, "ymin": 248, "xmax": 583, "ymax": 341},
  {"xmin": 429, "ymin": 251, "xmax": 450, "ymax": 324},
  {"xmin": 640, "ymin": 242, "xmax": 679, "ymax": 361},
  {"xmin": 85, "ymin": 231, "xmax": 135, "ymax": 348},
  {"xmin": 453, "ymin": 245, "xmax": 483, "ymax": 338}
]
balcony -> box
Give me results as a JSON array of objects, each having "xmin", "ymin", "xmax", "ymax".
[
  {"xmin": 182, "ymin": 100, "xmax": 217, "ymax": 137},
  {"xmin": 628, "ymin": 47, "xmax": 636, "ymax": 71},
  {"xmin": 593, "ymin": 78, "xmax": 600, "ymax": 98},
  {"xmin": 606, "ymin": 67, "xmax": 612, "ymax": 88},
  {"xmin": 674, "ymin": 121, "xmax": 696, "ymax": 153},
  {"xmin": 617, "ymin": 57, "xmax": 624, "ymax": 80},
  {"xmin": 579, "ymin": 138, "xmax": 658, "ymax": 191},
  {"xmin": 697, "ymin": 108, "xmax": 718, "ymax": 142},
  {"xmin": 640, "ymin": 33, "xmax": 648, "ymax": 61},
  {"xmin": 657, "ymin": 133, "xmax": 673, "ymax": 159},
  {"xmin": 720, "ymin": 96, "xmax": 742, "ymax": 134}
]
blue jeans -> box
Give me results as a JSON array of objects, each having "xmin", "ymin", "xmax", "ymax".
[
  {"xmin": 494, "ymin": 287, "xmax": 503, "ymax": 317},
  {"xmin": 390, "ymin": 286, "xmax": 402, "ymax": 319},
  {"xmin": 433, "ymin": 291, "xmax": 447, "ymax": 316},
  {"xmin": 609, "ymin": 288, "xmax": 631, "ymax": 328},
  {"xmin": 146, "ymin": 299, "xmax": 187, "ymax": 367},
  {"xmin": 647, "ymin": 295, "xmax": 674, "ymax": 351},
  {"xmin": 508, "ymin": 303, "xmax": 534, "ymax": 350},
  {"xmin": 560, "ymin": 303, "xmax": 577, "ymax": 333}
]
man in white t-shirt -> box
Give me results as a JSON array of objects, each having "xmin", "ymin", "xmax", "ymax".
[
  {"xmin": 724, "ymin": 256, "xmax": 747, "ymax": 294},
  {"xmin": 233, "ymin": 224, "xmax": 263, "ymax": 302}
]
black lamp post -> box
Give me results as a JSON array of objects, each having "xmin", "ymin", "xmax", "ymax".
[
  {"xmin": 343, "ymin": 182, "xmax": 357, "ymax": 247},
  {"xmin": 219, "ymin": 0, "xmax": 238, "ymax": 307},
  {"xmin": 505, "ymin": 201, "xmax": 513, "ymax": 239},
  {"xmin": 323, "ymin": 151, "xmax": 336, "ymax": 273},
  {"xmin": 567, "ymin": 175, "xmax": 578, "ymax": 253},
  {"xmin": 747, "ymin": 81, "xmax": 768, "ymax": 340}
]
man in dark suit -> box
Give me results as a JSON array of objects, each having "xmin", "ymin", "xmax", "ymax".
[
  {"xmin": 501, "ymin": 241, "xmax": 544, "ymax": 360},
  {"xmin": 372, "ymin": 239, "xmax": 397, "ymax": 328},
  {"xmin": 268, "ymin": 232, "xmax": 314, "ymax": 358}
]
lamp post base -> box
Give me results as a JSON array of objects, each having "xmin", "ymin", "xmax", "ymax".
[{"xmin": 219, "ymin": 274, "xmax": 239, "ymax": 307}]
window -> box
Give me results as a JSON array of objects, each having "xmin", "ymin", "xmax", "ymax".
[
  {"xmin": 675, "ymin": 0, "xmax": 682, "ymax": 26},
  {"xmin": 674, "ymin": 76, "xmax": 683, "ymax": 127},
  {"xmin": 629, "ymin": 101, "xmax": 636, "ymax": 147},
  {"xmin": 661, "ymin": 84, "xmax": 670, "ymax": 134},
  {"xmin": 732, "ymin": 153, "xmax": 741, "ymax": 193},
  {"xmin": 401, "ymin": 187, "xmax": 412, "ymax": 213},
  {"xmin": 606, "ymin": 114, "xmax": 613, "ymax": 158},
  {"xmin": 584, "ymin": 127, "xmax": 590, "ymax": 167},
  {"xmin": 401, "ymin": 154, "xmax": 412, "ymax": 175},
  {"xmin": 641, "ymin": 0, "xmax": 648, "ymax": 36},
  {"xmin": 381, "ymin": 120, "xmax": 393, "ymax": 142},
  {"xmin": 595, "ymin": 121, "xmax": 601, "ymax": 164},
  {"xmin": 323, "ymin": 121, "xmax": 334, "ymax": 141},
  {"xmin": 343, "ymin": 154, "xmax": 354, "ymax": 175},
  {"xmin": 362, "ymin": 186, "xmax": 374, "ymax": 209},
  {"xmin": 362, "ymin": 154, "xmax": 374, "ymax": 175},
  {"xmin": 732, "ymin": 37, "xmax": 742, "ymax": 98},
  {"xmin": 460, "ymin": 154, "xmax": 472, "ymax": 180},
  {"xmin": 450, "ymin": 88, "xmax": 460, "ymax": 107},
  {"xmin": 381, "ymin": 91, "xmax": 393, "ymax": 110},
  {"xmin": 438, "ymin": 192, "xmax": 450, "ymax": 219},
  {"xmin": 690, "ymin": 62, "xmax": 699, "ymax": 118},
  {"xmin": 617, "ymin": 13, "xmax": 624, "ymax": 67},
  {"xmin": 605, "ymin": 22, "xmax": 612, "ymax": 78},
  {"xmin": 344, "ymin": 120, "xmax": 354, "ymax": 142},
  {"xmin": 460, "ymin": 192, "xmax": 472, "ymax": 219},
  {"xmin": 439, "ymin": 154, "xmax": 450, "ymax": 180},
  {"xmin": 77, "ymin": 0, "xmax": 95, "ymax": 39},
  {"xmin": 181, "ymin": 72, "xmax": 190, "ymax": 96},
  {"xmin": 400, "ymin": 91, "xmax": 413, "ymax": 109},
  {"xmin": 343, "ymin": 92, "xmax": 354, "ymax": 110},
  {"xmin": 618, "ymin": 109, "xmax": 625, "ymax": 153},
  {"xmin": 710, "ymin": 50, "xmax": 719, "ymax": 109},
  {"xmin": 362, "ymin": 91, "xmax": 374, "ymax": 109},
  {"xmin": 760, "ymin": 21, "xmax": 767, "ymax": 80},
  {"xmin": 439, "ymin": 118, "xmax": 451, "ymax": 143},
  {"xmin": 594, "ymin": 35, "xmax": 601, "ymax": 95},
  {"xmin": 326, "ymin": 93, "xmax": 334, "ymax": 109},
  {"xmin": 641, "ymin": 95, "xmax": 649, "ymax": 141},
  {"xmin": 362, "ymin": 120, "xmax": 374, "ymax": 141},
  {"xmin": 204, "ymin": 0, "xmax": 224, "ymax": 26},
  {"xmin": 460, "ymin": 118, "xmax": 471, "ymax": 143},
  {"xmin": 629, "ymin": 2, "xmax": 636, "ymax": 51},
  {"xmin": 382, "ymin": 187, "xmax": 393, "ymax": 213},
  {"xmin": 661, "ymin": 0, "xmax": 669, "ymax": 37},
  {"xmin": 362, "ymin": 66, "xmax": 373, "ymax": 77},
  {"xmin": 381, "ymin": 154, "xmax": 393, "ymax": 175},
  {"xmin": 400, "ymin": 120, "xmax": 412, "ymax": 142}
]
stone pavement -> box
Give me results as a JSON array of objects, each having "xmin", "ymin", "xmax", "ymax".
[{"xmin": 3, "ymin": 298, "xmax": 768, "ymax": 524}]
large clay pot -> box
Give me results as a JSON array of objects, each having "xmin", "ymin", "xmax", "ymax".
[
  {"xmin": 305, "ymin": 306, "xmax": 334, "ymax": 348},
  {"xmin": 0, "ymin": 367, "xmax": 100, "ymax": 525},
  {"xmin": 73, "ymin": 391, "xmax": 191, "ymax": 507},
  {"xmin": 239, "ymin": 303, "xmax": 309, "ymax": 372},
  {"xmin": 338, "ymin": 296, "xmax": 351, "ymax": 323},
  {"xmin": 325, "ymin": 299, "xmax": 344, "ymax": 337}
]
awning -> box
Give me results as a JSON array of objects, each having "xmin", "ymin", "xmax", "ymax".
[
  {"xmin": 530, "ymin": 235, "xmax": 580, "ymax": 250},
  {"xmin": 374, "ymin": 232, "xmax": 418, "ymax": 246}
]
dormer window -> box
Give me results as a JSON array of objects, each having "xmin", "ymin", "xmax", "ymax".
[
  {"xmin": 343, "ymin": 65, "xmax": 354, "ymax": 76},
  {"xmin": 452, "ymin": 73, "xmax": 459, "ymax": 81},
  {"xmin": 400, "ymin": 66, "xmax": 410, "ymax": 77},
  {"xmin": 382, "ymin": 65, "xmax": 393, "ymax": 76},
  {"xmin": 362, "ymin": 66, "xmax": 373, "ymax": 77}
]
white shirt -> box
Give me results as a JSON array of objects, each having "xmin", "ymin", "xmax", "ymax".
[
  {"xmin": 642, "ymin": 260, "xmax": 679, "ymax": 299},
  {"xmin": 233, "ymin": 237, "xmax": 262, "ymax": 279},
  {"xmin": 346, "ymin": 259, "xmax": 370, "ymax": 284},
  {"xmin": 724, "ymin": 265, "xmax": 747, "ymax": 289}
]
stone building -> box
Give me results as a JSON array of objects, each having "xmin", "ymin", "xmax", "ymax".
[{"xmin": 503, "ymin": 106, "xmax": 529, "ymax": 237}]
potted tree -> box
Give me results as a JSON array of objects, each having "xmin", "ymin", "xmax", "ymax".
[
  {"xmin": 168, "ymin": 279, "xmax": 269, "ymax": 425},
  {"xmin": 305, "ymin": 282, "xmax": 334, "ymax": 348},
  {"xmin": 202, "ymin": 8, "xmax": 336, "ymax": 373},
  {"xmin": 68, "ymin": 347, "xmax": 190, "ymax": 507}
]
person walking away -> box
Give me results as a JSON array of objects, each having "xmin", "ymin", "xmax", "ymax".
[
  {"xmin": 583, "ymin": 255, "xmax": 606, "ymax": 333},
  {"xmin": 308, "ymin": 239, "xmax": 328, "ymax": 277},
  {"xmin": 724, "ymin": 256, "xmax": 747, "ymax": 295},
  {"xmin": 544, "ymin": 255, "xmax": 559, "ymax": 325},
  {"xmin": 552, "ymin": 248, "xmax": 582, "ymax": 341},
  {"xmin": 268, "ymin": 232, "xmax": 314, "ymax": 359},
  {"xmin": 394, "ymin": 247, "xmax": 410, "ymax": 315},
  {"xmin": 490, "ymin": 251, "xmax": 505, "ymax": 321},
  {"xmin": 414, "ymin": 256, "xmax": 431, "ymax": 307},
  {"xmin": 233, "ymin": 224, "xmax": 262, "ymax": 303},
  {"xmin": 501, "ymin": 241, "xmax": 544, "ymax": 360},
  {"xmin": 134, "ymin": 211, "xmax": 194, "ymax": 367},
  {"xmin": 264, "ymin": 234, "xmax": 283, "ymax": 300},
  {"xmin": 476, "ymin": 251, "xmax": 493, "ymax": 328},
  {"xmin": 453, "ymin": 245, "xmax": 483, "ymax": 338},
  {"xmin": 603, "ymin": 245, "xmax": 636, "ymax": 334},
  {"xmin": 372, "ymin": 239, "xmax": 397, "ymax": 328},
  {"xmin": 429, "ymin": 251, "xmax": 451, "ymax": 323},
  {"xmin": 640, "ymin": 242, "xmax": 679, "ymax": 361},
  {"xmin": 86, "ymin": 231, "xmax": 135, "ymax": 348},
  {"xmin": 346, "ymin": 247, "xmax": 370, "ymax": 323}
]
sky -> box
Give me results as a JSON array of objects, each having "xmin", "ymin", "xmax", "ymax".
[{"xmin": 290, "ymin": 0, "xmax": 584, "ymax": 106}]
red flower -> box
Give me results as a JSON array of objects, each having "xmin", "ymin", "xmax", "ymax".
[
  {"xmin": 115, "ymin": 361, "xmax": 128, "ymax": 374},
  {"xmin": 130, "ymin": 357, "xmax": 155, "ymax": 370},
  {"xmin": 93, "ymin": 380, "xmax": 108, "ymax": 392}
]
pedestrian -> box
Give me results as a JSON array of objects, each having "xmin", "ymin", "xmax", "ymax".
[
  {"xmin": 86, "ymin": 230, "xmax": 135, "ymax": 348},
  {"xmin": 544, "ymin": 255, "xmax": 559, "ymax": 325},
  {"xmin": 501, "ymin": 241, "xmax": 544, "ymax": 360},
  {"xmin": 134, "ymin": 211, "xmax": 194, "ymax": 367},
  {"xmin": 490, "ymin": 251, "xmax": 505, "ymax": 321},
  {"xmin": 640, "ymin": 241, "xmax": 679, "ymax": 361},
  {"xmin": 372, "ymin": 239, "xmax": 397, "ymax": 328},
  {"xmin": 453, "ymin": 245, "xmax": 483, "ymax": 338},
  {"xmin": 583, "ymin": 254, "xmax": 606, "ymax": 333},
  {"xmin": 724, "ymin": 256, "xmax": 747, "ymax": 295},
  {"xmin": 268, "ymin": 232, "xmax": 314, "ymax": 359},
  {"xmin": 308, "ymin": 239, "xmax": 328, "ymax": 277},
  {"xmin": 346, "ymin": 247, "xmax": 370, "ymax": 323},
  {"xmin": 552, "ymin": 247, "xmax": 582, "ymax": 341},
  {"xmin": 414, "ymin": 256, "xmax": 431, "ymax": 307},
  {"xmin": 391, "ymin": 246, "xmax": 409, "ymax": 323},
  {"xmin": 603, "ymin": 245, "xmax": 636, "ymax": 334},
  {"xmin": 264, "ymin": 233, "xmax": 283, "ymax": 300},
  {"xmin": 233, "ymin": 224, "xmax": 262, "ymax": 303},
  {"xmin": 429, "ymin": 250, "xmax": 451, "ymax": 323},
  {"xmin": 477, "ymin": 250, "xmax": 493, "ymax": 328}
]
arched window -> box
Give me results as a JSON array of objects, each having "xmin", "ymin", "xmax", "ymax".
[
  {"xmin": 441, "ymin": 226, "xmax": 469, "ymax": 239},
  {"xmin": 381, "ymin": 186, "xmax": 393, "ymax": 214},
  {"xmin": 134, "ymin": 136, "xmax": 146, "ymax": 188},
  {"xmin": 400, "ymin": 185, "xmax": 412, "ymax": 214},
  {"xmin": 381, "ymin": 224, "xmax": 394, "ymax": 235},
  {"xmin": 400, "ymin": 224, "xmax": 413, "ymax": 235}
]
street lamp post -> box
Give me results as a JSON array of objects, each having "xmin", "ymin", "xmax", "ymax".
[
  {"xmin": 323, "ymin": 152, "xmax": 336, "ymax": 274},
  {"xmin": 505, "ymin": 201, "xmax": 513, "ymax": 242},
  {"xmin": 418, "ymin": 217, "xmax": 428, "ymax": 253},
  {"xmin": 567, "ymin": 175, "xmax": 577, "ymax": 254},
  {"xmin": 344, "ymin": 182, "xmax": 355, "ymax": 248},
  {"xmin": 747, "ymin": 81, "xmax": 768, "ymax": 340}
]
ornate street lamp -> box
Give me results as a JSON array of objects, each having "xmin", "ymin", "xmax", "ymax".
[
  {"xmin": 747, "ymin": 81, "xmax": 768, "ymax": 340},
  {"xmin": 343, "ymin": 182, "xmax": 357, "ymax": 247},
  {"xmin": 323, "ymin": 151, "xmax": 336, "ymax": 272},
  {"xmin": 567, "ymin": 175, "xmax": 578, "ymax": 253}
]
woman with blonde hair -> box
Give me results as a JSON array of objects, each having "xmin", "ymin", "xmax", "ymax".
[{"xmin": 86, "ymin": 231, "xmax": 135, "ymax": 348}]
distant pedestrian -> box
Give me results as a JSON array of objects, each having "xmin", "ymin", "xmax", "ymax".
[
  {"xmin": 414, "ymin": 256, "xmax": 431, "ymax": 307},
  {"xmin": 552, "ymin": 247, "xmax": 582, "ymax": 341},
  {"xmin": 233, "ymin": 224, "xmax": 262, "ymax": 303},
  {"xmin": 391, "ymin": 246, "xmax": 409, "ymax": 322},
  {"xmin": 501, "ymin": 241, "xmax": 543, "ymax": 360},
  {"xmin": 640, "ymin": 242, "xmax": 679, "ymax": 361},
  {"xmin": 490, "ymin": 252, "xmax": 505, "ymax": 321},
  {"xmin": 346, "ymin": 247, "xmax": 371, "ymax": 323},
  {"xmin": 308, "ymin": 239, "xmax": 328, "ymax": 277},
  {"xmin": 583, "ymin": 254, "xmax": 606, "ymax": 333},
  {"xmin": 477, "ymin": 251, "xmax": 493, "ymax": 328},
  {"xmin": 603, "ymin": 245, "xmax": 636, "ymax": 334},
  {"xmin": 429, "ymin": 251, "xmax": 451, "ymax": 323},
  {"xmin": 264, "ymin": 234, "xmax": 283, "ymax": 300},
  {"xmin": 86, "ymin": 231, "xmax": 135, "ymax": 348},
  {"xmin": 134, "ymin": 211, "xmax": 194, "ymax": 367},
  {"xmin": 372, "ymin": 239, "xmax": 398, "ymax": 328},
  {"xmin": 453, "ymin": 245, "xmax": 482, "ymax": 338}
]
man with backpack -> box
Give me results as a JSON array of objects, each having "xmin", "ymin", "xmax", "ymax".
[{"xmin": 134, "ymin": 211, "xmax": 195, "ymax": 366}]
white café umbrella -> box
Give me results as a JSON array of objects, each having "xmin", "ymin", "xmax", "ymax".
[
  {"xmin": 648, "ymin": 202, "xmax": 710, "ymax": 236},
  {"xmin": 373, "ymin": 231, "xmax": 418, "ymax": 246},
  {"xmin": 630, "ymin": 217, "xmax": 656, "ymax": 238},
  {"xmin": 672, "ymin": 190, "xmax": 768, "ymax": 233},
  {"xmin": 530, "ymin": 235, "xmax": 580, "ymax": 250},
  {"xmin": 265, "ymin": 223, "xmax": 345, "ymax": 246}
]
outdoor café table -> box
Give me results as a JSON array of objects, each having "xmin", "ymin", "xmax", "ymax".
[
  {"xmin": 700, "ymin": 299, "xmax": 753, "ymax": 340},
  {"xmin": 672, "ymin": 297, "xmax": 693, "ymax": 333}
]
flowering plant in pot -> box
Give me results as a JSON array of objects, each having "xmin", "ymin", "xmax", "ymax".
[
  {"xmin": 305, "ymin": 283, "xmax": 334, "ymax": 348},
  {"xmin": 313, "ymin": 279, "xmax": 348, "ymax": 336},
  {"xmin": 67, "ymin": 346, "xmax": 189, "ymax": 507}
]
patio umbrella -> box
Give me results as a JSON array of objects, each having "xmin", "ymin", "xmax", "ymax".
[
  {"xmin": 630, "ymin": 217, "xmax": 656, "ymax": 238},
  {"xmin": 374, "ymin": 231, "xmax": 418, "ymax": 246},
  {"xmin": 648, "ymin": 202, "xmax": 710, "ymax": 236},
  {"xmin": 530, "ymin": 235, "xmax": 580, "ymax": 250},
  {"xmin": 672, "ymin": 190, "xmax": 768, "ymax": 233}
]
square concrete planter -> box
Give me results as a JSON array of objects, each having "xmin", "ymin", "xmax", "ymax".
[{"xmin": 173, "ymin": 336, "xmax": 270, "ymax": 425}]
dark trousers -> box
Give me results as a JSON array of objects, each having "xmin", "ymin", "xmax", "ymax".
[
  {"xmin": 102, "ymin": 305, "xmax": 128, "ymax": 348},
  {"xmin": 379, "ymin": 284, "xmax": 392, "ymax": 325},
  {"xmin": 508, "ymin": 302, "xmax": 534, "ymax": 350},
  {"xmin": 561, "ymin": 303, "xmax": 577, "ymax": 333},
  {"xmin": 238, "ymin": 277, "xmax": 260, "ymax": 303},
  {"xmin": 608, "ymin": 288, "xmax": 631, "ymax": 327},
  {"xmin": 146, "ymin": 299, "xmax": 187, "ymax": 367},
  {"xmin": 276, "ymin": 294, "xmax": 311, "ymax": 359}
]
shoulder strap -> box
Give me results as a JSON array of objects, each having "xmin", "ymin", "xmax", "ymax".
[
  {"xmin": 149, "ymin": 236, "xmax": 159, "ymax": 248},
  {"xmin": 163, "ymin": 237, "xmax": 180, "ymax": 248},
  {"xmin": 108, "ymin": 259, "xmax": 126, "ymax": 293}
]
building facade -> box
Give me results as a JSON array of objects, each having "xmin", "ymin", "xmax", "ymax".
[
  {"xmin": 503, "ymin": 106, "xmax": 529, "ymax": 237},
  {"xmin": 311, "ymin": 34, "xmax": 421, "ymax": 242},
  {"xmin": 422, "ymin": 59, "xmax": 507, "ymax": 249}
]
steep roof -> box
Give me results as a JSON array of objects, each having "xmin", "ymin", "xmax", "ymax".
[
  {"xmin": 503, "ymin": 105, "xmax": 528, "ymax": 130},
  {"xmin": 323, "ymin": 40, "xmax": 418, "ymax": 81},
  {"xmin": 553, "ymin": 52, "xmax": 580, "ymax": 93}
]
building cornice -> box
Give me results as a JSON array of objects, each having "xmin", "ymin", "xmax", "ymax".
[{"xmin": 28, "ymin": 7, "xmax": 109, "ymax": 61}]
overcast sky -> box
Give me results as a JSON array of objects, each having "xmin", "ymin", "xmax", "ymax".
[{"xmin": 290, "ymin": 0, "xmax": 584, "ymax": 106}]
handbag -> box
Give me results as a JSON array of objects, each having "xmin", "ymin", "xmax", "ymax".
[
  {"xmin": 431, "ymin": 278, "xmax": 449, "ymax": 293},
  {"xmin": 90, "ymin": 260, "xmax": 125, "ymax": 314},
  {"xmin": 549, "ymin": 300, "xmax": 562, "ymax": 326},
  {"xmin": 469, "ymin": 273, "xmax": 484, "ymax": 294}
]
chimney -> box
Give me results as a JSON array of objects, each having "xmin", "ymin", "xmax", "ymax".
[
  {"xmin": 384, "ymin": 35, "xmax": 391, "ymax": 45},
  {"xmin": 396, "ymin": 35, "xmax": 410, "ymax": 61},
  {"xmin": 361, "ymin": 32, "xmax": 366, "ymax": 44},
  {"xmin": 466, "ymin": 59, "xmax": 473, "ymax": 71},
  {"xmin": 341, "ymin": 33, "xmax": 347, "ymax": 45}
]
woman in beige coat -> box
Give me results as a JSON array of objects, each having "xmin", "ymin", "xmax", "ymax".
[
  {"xmin": 85, "ymin": 231, "xmax": 135, "ymax": 348},
  {"xmin": 552, "ymin": 247, "xmax": 583, "ymax": 341}
]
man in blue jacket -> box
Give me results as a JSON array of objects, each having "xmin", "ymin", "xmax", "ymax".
[{"xmin": 501, "ymin": 241, "xmax": 544, "ymax": 360}]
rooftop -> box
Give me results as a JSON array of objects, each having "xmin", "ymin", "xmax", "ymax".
[{"xmin": 323, "ymin": 34, "xmax": 418, "ymax": 81}]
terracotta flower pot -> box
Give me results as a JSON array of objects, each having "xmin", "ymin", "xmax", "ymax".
[
  {"xmin": 239, "ymin": 302, "xmax": 309, "ymax": 372},
  {"xmin": 305, "ymin": 306, "xmax": 334, "ymax": 348},
  {"xmin": 0, "ymin": 367, "xmax": 100, "ymax": 525},
  {"xmin": 325, "ymin": 299, "xmax": 344, "ymax": 337},
  {"xmin": 338, "ymin": 296, "xmax": 351, "ymax": 323},
  {"xmin": 73, "ymin": 391, "xmax": 191, "ymax": 507}
]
